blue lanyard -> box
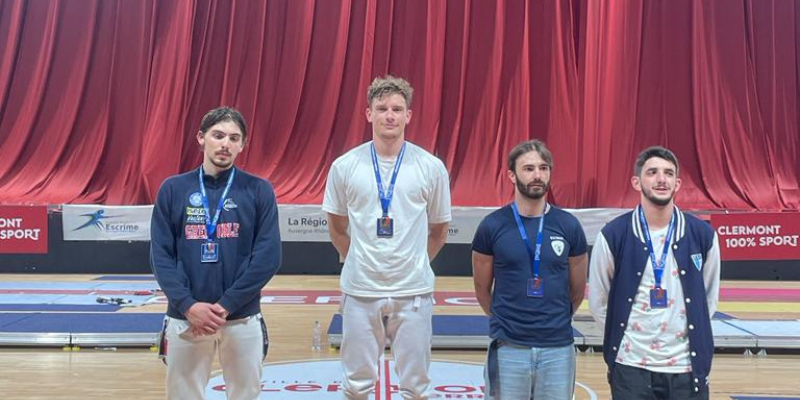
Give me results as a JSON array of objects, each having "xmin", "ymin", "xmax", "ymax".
[
  {"xmin": 370, "ymin": 142, "xmax": 406, "ymax": 217},
  {"xmin": 638, "ymin": 206, "xmax": 676, "ymax": 289},
  {"xmin": 198, "ymin": 166, "xmax": 236, "ymax": 242},
  {"xmin": 511, "ymin": 202, "xmax": 546, "ymax": 279}
]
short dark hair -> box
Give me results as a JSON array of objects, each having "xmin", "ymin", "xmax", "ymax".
[
  {"xmin": 199, "ymin": 107, "xmax": 248, "ymax": 142},
  {"xmin": 508, "ymin": 139, "xmax": 553, "ymax": 172},
  {"xmin": 367, "ymin": 75, "xmax": 414, "ymax": 108},
  {"xmin": 634, "ymin": 146, "xmax": 679, "ymax": 176}
]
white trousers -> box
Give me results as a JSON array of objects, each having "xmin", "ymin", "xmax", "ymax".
[
  {"xmin": 163, "ymin": 314, "xmax": 267, "ymax": 400},
  {"xmin": 340, "ymin": 294, "xmax": 434, "ymax": 400}
]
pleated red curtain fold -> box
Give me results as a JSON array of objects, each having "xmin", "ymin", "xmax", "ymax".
[{"xmin": 0, "ymin": 0, "xmax": 797, "ymax": 210}]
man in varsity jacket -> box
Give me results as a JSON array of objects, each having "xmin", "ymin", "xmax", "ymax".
[
  {"xmin": 151, "ymin": 107, "xmax": 281, "ymax": 400},
  {"xmin": 589, "ymin": 146, "xmax": 720, "ymax": 400}
]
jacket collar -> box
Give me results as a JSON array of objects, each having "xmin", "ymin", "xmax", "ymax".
[{"xmin": 631, "ymin": 205, "xmax": 686, "ymax": 244}]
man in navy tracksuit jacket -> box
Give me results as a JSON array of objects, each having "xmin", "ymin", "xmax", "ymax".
[
  {"xmin": 151, "ymin": 107, "xmax": 281, "ymax": 400},
  {"xmin": 589, "ymin": 146, "xmax": 720, "ymax": 400}
]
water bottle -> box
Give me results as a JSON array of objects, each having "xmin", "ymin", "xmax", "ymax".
[{"xmin": 311, "ymin": 320, "xmax": 322, "ymax": 351}]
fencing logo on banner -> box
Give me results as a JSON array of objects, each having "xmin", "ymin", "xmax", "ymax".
[
  {"xmin": 72, "ymin": 209, "xmax": 115, "ymax": 231},
  {"xmin": 62, "ymin": 205, "xmax": 153, "ymax": 241}
]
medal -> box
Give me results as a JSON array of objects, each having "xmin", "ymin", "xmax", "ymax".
[
  {"xmin": 371, "ymin": 143, "xmax": 406, "ymax": 238},
  {"xmin": 376, "ymin": 216, "xmax": 394, "ymax": 238},
  {"xmin": 201, "ymin": 241, "xmax": 219, "ymax": 263},
  {"xmin": 511, "ymin": 202, "xmax": 547, "ymax": 298},
  {"xmin": 650, "ymin": 287, "xmax": 668, "ymax": 308},
  {"xmin": 197, "ymin": 166, "xmax": 235, "ymax": 263},
  {"xmin": 638, "ymin": 207, "xmax": 676, "ymax": 308},
  {"xmin": 527, "ymin": 277, "xmax": 544, "ymax": 298}
]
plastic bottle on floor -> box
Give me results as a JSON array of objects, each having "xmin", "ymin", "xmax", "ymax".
[{"xmin": 312, "ymin": 320, "xmax": 322, "ymax": 351}]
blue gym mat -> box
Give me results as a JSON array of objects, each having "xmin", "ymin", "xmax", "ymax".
[
  {"xmin": 0, "ymin": 313, "xmax": 163, "ymax": 333},
  {"xmin": 93, "ymin": 275, "xmax": 156, "ymax": 281},
  {"xmin": 0, "ymin": 281, "xmax": 160, "ymax": 291},
  {"xmin": 327, "ymin": 314, "xmax": 582, "ymax": 337},
  {"xmin": 0, "ymin": 292, "xmax": 155, "ymax": 312},
  {"xmin": 0, "ymin": 304, "xmax": 121, "ymax": 312}
]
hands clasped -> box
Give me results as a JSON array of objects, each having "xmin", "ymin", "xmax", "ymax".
[{"xmin": 186, "ymin": 302, "xmax": 229, "ymax": 336}]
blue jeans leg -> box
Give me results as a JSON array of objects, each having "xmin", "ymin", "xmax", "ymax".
[
  {"xmin": 485, "ymin": 343, "xmax": 575, "ymax": 400},
  {"xmin": 532, "ymin": 345, "xmax": 576, "ymax": 400}
]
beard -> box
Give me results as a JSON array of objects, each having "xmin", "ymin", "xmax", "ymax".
[
  {"xmin": 210, "ymin": 157, "xmax": 232, "ymax": 169},
  {"xmin": 642, "ymin": 186, "xmax": 674, "ymax": 206},
  {"xmin": 516, "ymin": 177, "xmax": 550, "ymax": 200},
  {"xmin": 207, "ymin": 148, "xmax": 234, "ymax": 169}
]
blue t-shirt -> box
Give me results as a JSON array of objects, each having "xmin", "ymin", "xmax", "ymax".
[{"xmin": 472, "ymin": 204, "xmax": 587, "ymax": 347}]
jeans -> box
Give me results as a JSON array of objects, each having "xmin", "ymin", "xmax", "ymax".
[{"xmin": 485, "ymin": 341, "xmax": 576, "ymax": 400}]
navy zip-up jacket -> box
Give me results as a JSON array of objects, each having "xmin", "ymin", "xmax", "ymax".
[{"xmin": 150, "ymin": 166, "xmax": 282, "ymax": 320}]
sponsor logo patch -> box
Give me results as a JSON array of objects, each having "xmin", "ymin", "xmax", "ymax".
[
  {"xmin": 691, "ymin": 253, "xmax": 703, "ymax": 271},
  {"xmin": 186, "ymin": 215, "xmax": 206, "ymax": 224},
  {"xmin": 551, "ymin": 239, "xmax": 565, "ymax": 257},
  {"xmin": 189, "ymin": 192, "xmax": 203, "ymax": 207},
  {"xmin": 223, "ymin": 198, "xmax": 238, "ymax": 211},
  {"xmin": 186, "ymin": 207, "xmax": 205, "ymax": 216}
]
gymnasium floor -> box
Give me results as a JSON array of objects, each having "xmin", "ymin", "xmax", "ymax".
[{"xmin": 0, "ymin": 274, "xmax": 798, "ymax": 400}]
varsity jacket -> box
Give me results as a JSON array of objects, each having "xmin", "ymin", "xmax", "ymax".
[{"xmin": 600, "ymin": 206, "xmax": 716, "ymax": 392}]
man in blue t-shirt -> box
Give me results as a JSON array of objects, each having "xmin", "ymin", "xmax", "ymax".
[{"xmin": 472, "ymin": 139, "xmax": 588, "ymax": 400}]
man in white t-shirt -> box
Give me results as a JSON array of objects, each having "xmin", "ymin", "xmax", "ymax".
[{"xmin": 323, "ymin": 75, "xmax": 452, "ymax": 400}]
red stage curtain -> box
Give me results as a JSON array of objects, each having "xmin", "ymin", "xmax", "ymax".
[{"xmin": 0, "ymin": 0, "xmax": 797, "ymax": 210}]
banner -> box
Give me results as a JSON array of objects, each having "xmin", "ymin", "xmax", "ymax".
[
  {"xmin": 0, "ymin": 205, "xmax": 48, "ymax": 254},
  {"xmin": 711, "ymin": 213, "xmax": 800, "ymax": 261},
  {"xmin": 62, "ymin": 205, "xmax": 153, "ymax": 241},
  {"xmin": 279, "ymin": 205, "xmax": 627, "ymax": 245},
  {"xmin": 58, "ymin": 204, "xmax": 628, "ymax": 244}
]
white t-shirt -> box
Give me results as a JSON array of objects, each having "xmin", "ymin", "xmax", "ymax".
[
  {"xmin": 616, "ymin": 227, "xmax": 691, "ymax": 372},
  {"xmin": 322, "ymin": 141, "xmax": 452, "ymax": 297}
]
